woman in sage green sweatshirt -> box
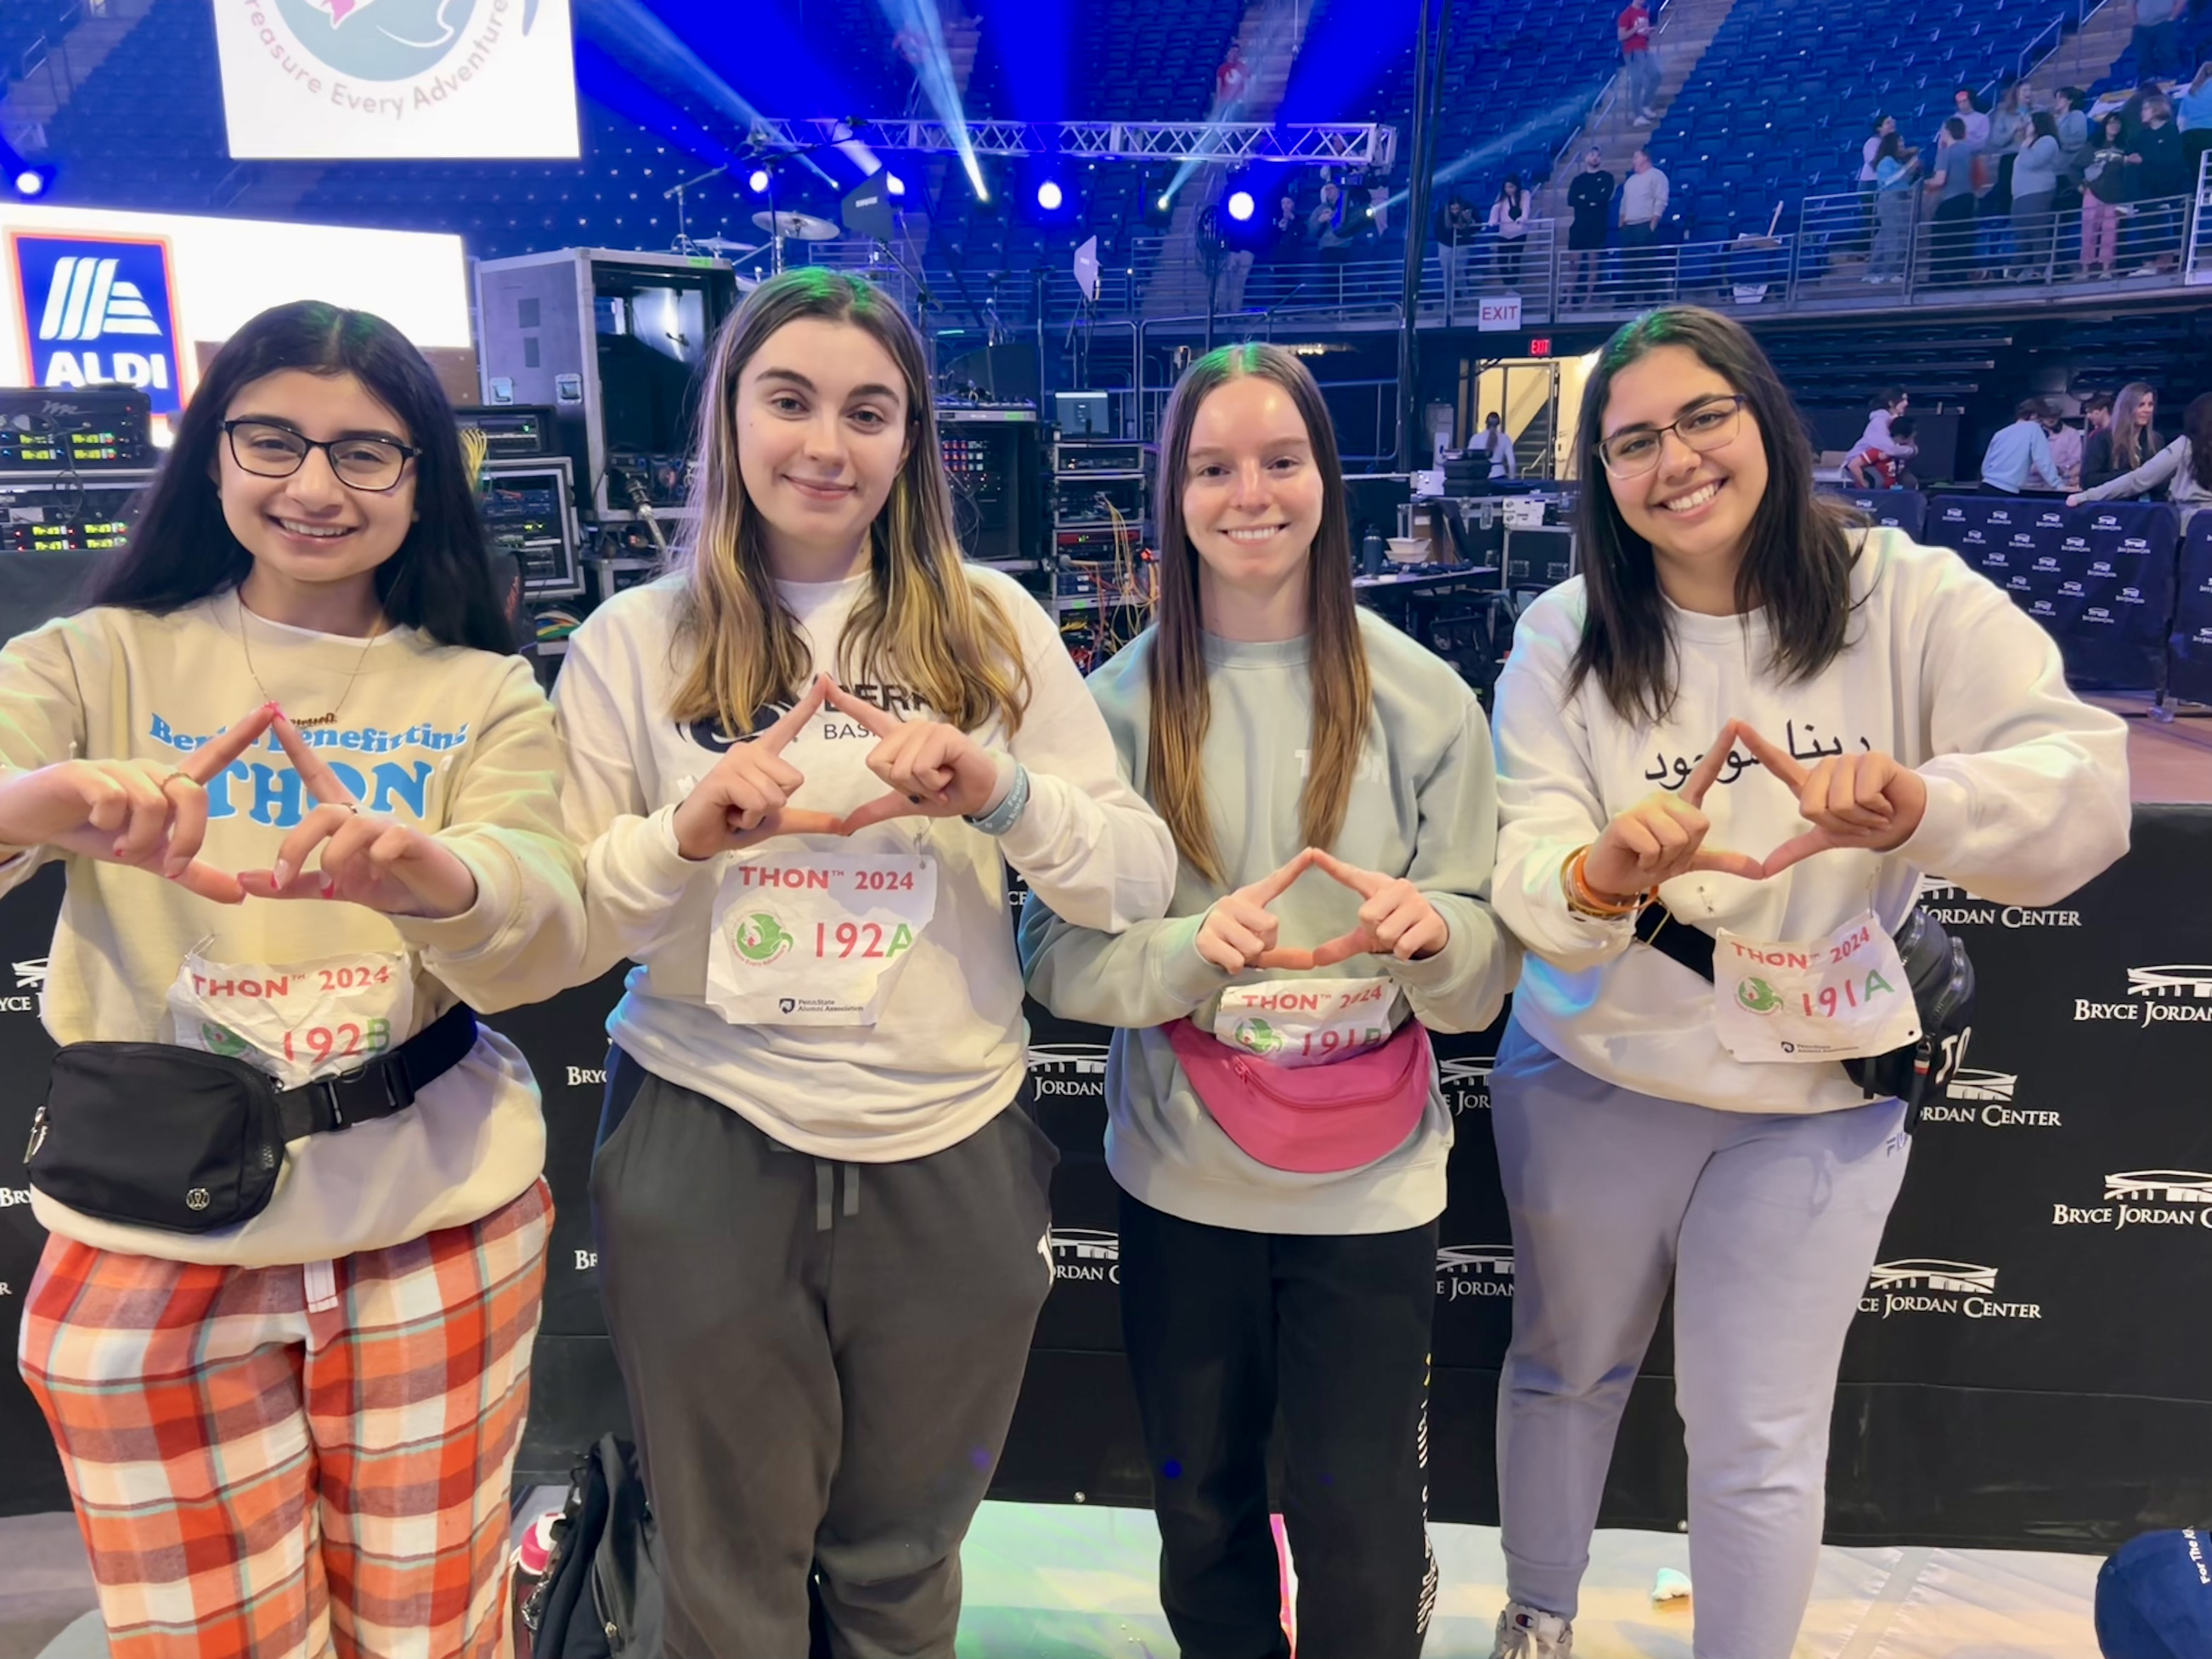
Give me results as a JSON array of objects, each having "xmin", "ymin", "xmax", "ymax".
[{"xmin": 1021, "ymin": 342, "xmax": 1519, "ymax": 1659}]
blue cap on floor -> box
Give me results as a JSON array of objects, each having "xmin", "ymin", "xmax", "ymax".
[{"xmin": 2097, "ymin": 1530, "xmax": 2212, "ymax": 1659}]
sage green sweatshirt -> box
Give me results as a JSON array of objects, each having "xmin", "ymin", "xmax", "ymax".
[{"xmin": 1019, "ymin": 610, "xmax": 1520, "ymax": 1234}]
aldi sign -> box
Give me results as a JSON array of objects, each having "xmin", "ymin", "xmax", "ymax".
[{"xmin": 10, "ymin": 234, "xmax": 182, "ymax": 414}]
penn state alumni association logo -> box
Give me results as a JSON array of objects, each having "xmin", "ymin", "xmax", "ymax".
[{"xmin": 10, "ymin": 235, "xmax": 182, "ymax": 415}]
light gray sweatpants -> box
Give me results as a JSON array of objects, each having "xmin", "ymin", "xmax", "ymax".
[
  {"xmin": 1488, "ymin": 1019, "xmax": 1910, "ymax": 1659},
  {"xmin": 590, "ymin": 1049, "xmax": 1059, "ymax": 1659}
]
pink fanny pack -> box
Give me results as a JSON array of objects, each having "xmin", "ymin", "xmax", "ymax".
[{"xmin": 1165, "ymin": 1016, "xmax": 1434, "ymax": 1174}]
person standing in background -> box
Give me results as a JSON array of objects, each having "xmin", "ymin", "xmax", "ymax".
[
  {"xmin": 1618, "ymin": 148, "xmax": 1669, "ymax": 303},
  {"xmin": 2179, "ymin": 63, "xmax": 2212, "ymax": 177},
  {"xmin": 2131, "ymin": 0, "xmax": 2183, "ymax": 77},
  {"xmin": 2008, "ymin": 112, "xmax": 2064, "ymax": 279},
  {"xmin": 2055, "ymin": 86, "xmax": 2092, "ymax": 180},
  {"xmin": 1489, "ymin": 174, "xmax": 1533, "ymax": 290},
  {"xmin": 1485, "ymin": 411, "xmax": 1521, "ymax": 479},
  {"xmin": 1618, "ymin": 0, "xmax": 1661, "ymax": 125},
  {"xmin": 2083, "ymin": 381, "xmax": 2162, "ymax": 488},
  {"xmin": 2047, "ymin": 408, "xmax": 2086, "ymax": 490},
  {"xmin": 1865, "ymin": 134, "xmax": 1921, "ymax": 282},
  {"xmin": 1979, "ymin": 398, "xmax": 2063, "ymax": 493},
  {"xmin": 1567, "ymin": 148, "xmax": 1616, "ymax": 308},
  {"xmin": 1856, "ymin": 114, "xmax": 1897, "ymax": 252},
  {"xmin": 2125, "ymin": 96, "xmax": 2186, "ymax": 272},
  {"xmin": 2080, "ymin": 111, "xmax": 2132, "ymax": 278},
  {"xmin": 1978, "ymin": 82, "xmax": 2028, "ymax": 278},
  {"xmin": 2070, "ymin": 392, "xmax": 2212, "ymax": 528},
  {"xmin": 1923, "ymin": 117, "xmax": 1981, "ymax": 286},
  {"xmin": 1437, "ymin": 194, "xmax": 1482, "ymax": 322}
]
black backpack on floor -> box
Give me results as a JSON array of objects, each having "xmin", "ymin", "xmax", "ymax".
[{"xmin": 522, "ymin": 1436, "xmax": 664, "ymax": 1659}]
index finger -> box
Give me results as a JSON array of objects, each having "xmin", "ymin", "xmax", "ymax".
[
  {"xmin": 1730, "ymin": 723, "xmax": 1808, "ymax": 794},
  {"xmin": 270, "ymin": 713, "xmax": 361, "ymax": 807},
  {"xmin": 1242, "ymin": 847, "xmax": 1317, "ymax": 906},
  {"xmin": 1677, "ymin": 720, "xmax": 1741, "ymax": 807},
  {"xmin": 179, "ymin": 704, "xmax": 278, "ymax": 786},
  {"xmin": 823, "ymin": 681, "xmax": 906, "ymax": 741},
  {"xmin": 1306, "ymin": 848, "xmax": 1389, "ymax": 899},
  {"xmin": 754, "ymin": 674, "xmax": 832, "ymax": 754}
]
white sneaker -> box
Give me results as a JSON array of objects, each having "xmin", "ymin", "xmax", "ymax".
[{"xmin": 1492, "ymin": 1602, "xmax": 1575, "ymax": 1658}]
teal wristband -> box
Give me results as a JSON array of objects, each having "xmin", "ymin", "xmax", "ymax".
[{"xmin": 965, "ymin": 762, "xmax": 1031, "ymax": 836}]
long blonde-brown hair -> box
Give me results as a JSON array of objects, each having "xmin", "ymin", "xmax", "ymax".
[
  {"xmin": 2110, "ymin": 381, "xmax": 2158, "ymax": 475},
  {"xmin": 1146, "ymin": 343, "xmax": 1373, "ymax": 887},
  {"xmin": 669, "ymin": 268, "xmax": 1028, "ymax": 737}
]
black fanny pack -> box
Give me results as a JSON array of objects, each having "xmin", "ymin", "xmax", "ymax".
[
  {"xmin": 1635, "ymin": 901, "xmax": 1976, "ymax": 1123},
  {"xmin": 25, "ymin": 1001, "xmax": 478, "ymax": 1234}
]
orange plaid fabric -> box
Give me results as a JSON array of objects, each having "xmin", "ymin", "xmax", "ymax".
[{"xmin": 19, "ymin": 1179, "xmax": 550, "ymax": 1659}]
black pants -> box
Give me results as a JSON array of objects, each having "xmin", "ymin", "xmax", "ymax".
[
  {"xmin": 1618, "ymin": 223, "xmax": 1658, "ymax": 304},
  {"xmin": 1118, "ymin": 1188, "xmax": 1440, "ymax": 1659},
  {"xmin": 1929, "ymin": 195, "xmax": 1977, "ymax": 285},
  {"xmin": 592, "ymin": 1051, "xmax": 1058, "ymax": 1659}
]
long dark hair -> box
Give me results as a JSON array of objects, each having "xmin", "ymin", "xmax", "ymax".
[
  {"xmin": 1147, "ymin": 342, "xmax": 1372, "ymax": 887},
  {"xmin": 2184, "ymin": 393, "xmax": 2212, "ymax": 492},
  {"xmin": 86, "ymin": 301, "xmax": 510, "ymax": 653},
  {"xmin": 1568, "ymin": 306, "xmax": 1857, "ymax": 724}
]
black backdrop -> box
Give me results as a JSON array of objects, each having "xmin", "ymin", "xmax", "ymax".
[{"xmin": 0, "ymin": 814, "xmax": 2208, "ymax": 1549}]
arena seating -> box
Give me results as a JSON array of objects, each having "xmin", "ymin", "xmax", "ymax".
[{"xmin": 1655, "ymin": 0, "xmax": 2110, "ymax": 239}]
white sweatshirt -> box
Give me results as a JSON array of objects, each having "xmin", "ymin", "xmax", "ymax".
[
  {"xmin": 555, "ymin": 567, "xmax": 1177, "ymax": 1161},
  {"xmin": 1491, "ymin": 529, "xmax": 2130, "ymax": 1115}
]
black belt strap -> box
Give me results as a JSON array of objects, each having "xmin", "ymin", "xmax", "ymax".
[
  {"xmin": 274, "ymin": 1002, "xmax": 477, "ymax": 1141},
  {"xmin": 1634, "ymin": 901, "xmax": 1718, "ymax": 983}
]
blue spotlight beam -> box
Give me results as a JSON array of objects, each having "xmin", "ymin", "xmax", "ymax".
[
  {"xmin": 578, "ymin": 0, "xmax": 840, "ymax": 186},
  {"xmin": 874, "ymin": 0, "xmax": 987, "ymax": 200},
  {"xmin": 749, "ymin": 118, "xmax": 1395, "ymax": 167}
]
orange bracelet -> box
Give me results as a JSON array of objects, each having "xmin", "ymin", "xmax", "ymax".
[{"xmin": 1564, "ymin": 845, "xmax": 1649, "ymax": 918}]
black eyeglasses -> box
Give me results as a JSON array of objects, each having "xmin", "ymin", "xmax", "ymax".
[
  {"xmin": 222, "ymin": 420, "xmax": 421, "ymax": 493},
  {"xmin": 1596, "ymin": 394, "xmax": 1750, "ymax": 477}
]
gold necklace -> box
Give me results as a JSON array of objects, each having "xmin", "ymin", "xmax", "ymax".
[{"xmin": 234, "ymin": 593, "xmax": 386, "ymax": 729}]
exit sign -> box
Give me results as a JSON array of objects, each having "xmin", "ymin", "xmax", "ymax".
[{"xmin": 1528, "ymin": 337, "xmax": 1553, "ymax": 357}]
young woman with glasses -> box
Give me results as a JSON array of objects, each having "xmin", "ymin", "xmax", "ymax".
[
  {"xmin": 1482, "ymin": 307, "xmax": 2129, "ymax": 1659},
  {"xmin": 3, "ymin": 301, "xmax": 582, "ymax": 1659}
]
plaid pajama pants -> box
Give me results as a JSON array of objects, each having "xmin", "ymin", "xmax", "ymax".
[{"xmin": 19, "ymin": 1178, "xmax": 551, "ymax": 1659}]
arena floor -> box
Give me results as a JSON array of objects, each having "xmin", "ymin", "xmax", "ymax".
[{"xmin": 2, "ymin": 1500, "xmax": 2106, "ymax": 1659}]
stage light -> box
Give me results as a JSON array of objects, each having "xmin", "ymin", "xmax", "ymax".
[
  {"xmin": 1036, "ymin": 179, "xmax": 1063, "ymax": 211},
  {"xmin": 885, "ymin": 172, "xmax": 906, "ymax": 196},
  {"xmin": 14, "ymin": 168, "xmax": 47, "ymax": 198},
  {"xmin": 1157, "ymin": 194, "xmax": 1171, "ymax": 212},
  {"xmin": 1227, "ymin": 189, "xmax": 1254, "ymax": 221},
  {"xmin": 748, "ymin": 167, "xmax": 770, "ymax": 193}
]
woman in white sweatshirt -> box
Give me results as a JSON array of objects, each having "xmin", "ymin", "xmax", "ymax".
[
  {"xmin": 1483, "ymin": 306, "xmax": 2129, "ymax": 1659},
  {"xmin": 552, "ymin": 268, "xmax": 1176, "ymax": 1658}
]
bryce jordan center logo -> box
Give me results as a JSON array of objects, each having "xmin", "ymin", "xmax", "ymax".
[
  {"xmin": 1436, "ymin": 1244, "xmax": 1516, "ymax": 1301},
  {"xmin": 1914, "ymin": 1031, "xmax": 2059, "ymax": 1129},
  {"xmin": 1861, "ymin": 1259, "xmax": 2042, "ymax": 1321},
  {"xmin": 10, "ymin": 235, "xmax": 182, "ymax": 416},
  {"xmin": 2076, "ymin": 964, "xmax": 2212, "ymax": 1027},
  {"xmin": 2053, "ymin": 1169, "xmax": 2212, "ymax": 1232},
  {"xmin": 1048, "ymin": 1228, "xmax": 1119, "ymax": 1284}
]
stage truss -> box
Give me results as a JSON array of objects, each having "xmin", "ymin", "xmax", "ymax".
[{"xmin": 749, "ymin": 117, "xmax": 1398, "ymax": 170}]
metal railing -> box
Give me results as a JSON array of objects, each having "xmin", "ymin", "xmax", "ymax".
[
  {"xmin": 1793, "ymin": 184, "xmax": 2200, "ymax": 304},
  {"xmin": 801, "ymin": 177, "xmax": 2202, "ymax": 330}
]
